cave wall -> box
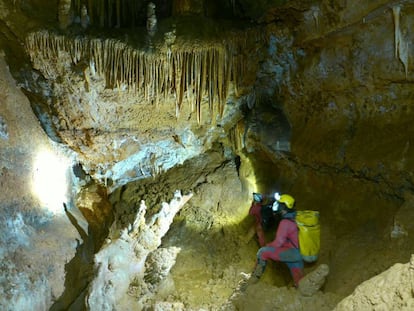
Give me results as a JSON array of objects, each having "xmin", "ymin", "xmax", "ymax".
[
  {"xmin": 289, "ymin": 2, "xmax": 414, "ymax": 182},
  {"xmin": 243, "ymin": 0, "xmax": 414, "ymax": 218}
]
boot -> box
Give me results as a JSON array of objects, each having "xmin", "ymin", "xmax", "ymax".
[{"xmin": 251, "ymin": 260, "xmax": 266, "ymax": 282}]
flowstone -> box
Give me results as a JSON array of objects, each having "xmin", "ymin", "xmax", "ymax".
[{"xmin": 85, "ymin": 191, "xmax": 192, "ymax": 310}]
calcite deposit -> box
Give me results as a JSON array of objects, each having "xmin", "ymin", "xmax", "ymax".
[{"xmin": 1, "ymin": 1, "xmax": 414, "ymax": 310}]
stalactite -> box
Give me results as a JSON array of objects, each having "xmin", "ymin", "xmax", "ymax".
[
  {"xmin": 311, "ymin": 6, "xmax": 320, "ymax": 30},
  {"xmin": 176, "ymin": 52, "xmax": 186, "ymax": 117},
  {"xmin": 155, "ymin": 59, "xmax": 161, "ymax": 107},
  {"xmin": 399, "ymin": 32, "xmax": 409, "ymax": 78},
  {"xmin": 144, "ymin": 56, "xmax": 150, "ymax": 101},
  {"xmin": 236, "ymin": 120, "xmax": 245, "ymax": 150},
  {"xmin": 189, "ymin": 51, "xmax": 195, "ymax": 112},
  {"xmin": 392, "ymin": 5, "xmax": 401, "ymax": 59},
  {"xmin": 138, "ymin": 53, "xmax": 144, "ymax": 90},
  {"xmin": 153, "ymin": 58, "xmax": 158, "ymax": 101},
  {"xmin": 165, "ymin": 52, "xmax": 170, "ymax": 96},
  {"xmin": 126, "ymin": 51, "xmax": 132, "ymax": 89},
  {"xmin": 112, "ymin": 41, "xmax": 121, "ymax": 87},
  {"xmin": 392, "ymin": 5, "xmax": 409, "ymax": 77},
  {"xmin": 25, "ymin": 29, "xmax": 254, "ymax": 125},
  {"xmin": 196, "ymin": 51, "xmax": 207, "ymax": 123},
  {"xmin": 147, "ymin": 2, "xmax": 157, "ymax": 37},
  {"xmin": 196, "ymin": 52, "xmax": 202, "ymax": 124},
  {"xmin": 206, "ymin": 49, "xmax": 213, "ymax": 118},
  {"xmin": 81, "ymin": 5, "xmax": 90, "ymax": 29},
  {"xmin": 224, "ymin": 51, "xmax": 231, "ymax": 117},
  {"xmin": 228, "ymin": 123, "xmax": 243, "ymax": 152},
  {"xmin": 58, "ymin": 0, "xmax": 73, "ymax": 30},
  {"xmin": 217, "ymin": 49, "xmax": 224, "ymax": 117},
  {"xmin": 201, "ymin": 51, "xmax": 207, "ymax": 103}
]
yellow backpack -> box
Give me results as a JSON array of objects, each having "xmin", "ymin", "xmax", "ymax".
[{"xmin": 295, "ymin": 210, "xmax": 320, "ymax": 263}]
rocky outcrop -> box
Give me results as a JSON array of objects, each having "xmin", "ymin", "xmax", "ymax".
[
  {"xmin": 86, "ymin": 192, "xmax": 192, "ymax": 310},
  {"xmin": 334, "ymin": 254, "xmax": 414, "ymax": 310}
]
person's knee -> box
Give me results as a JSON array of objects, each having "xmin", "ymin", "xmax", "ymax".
[
  {"xmin": 256, "ymin": 248, "xmax": 265, "ymax": 261},
  {"xmin": 255, "ymin": 248, "xmax": 269, "ymax": 273},
  {"xmin": 257, "ymin": 246, "xmax": 274, "ymax": 260}
]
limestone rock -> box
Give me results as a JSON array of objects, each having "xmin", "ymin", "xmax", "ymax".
[{"xmin": 298, "ymin": 263, "xmax": 330, "ymax": 297}]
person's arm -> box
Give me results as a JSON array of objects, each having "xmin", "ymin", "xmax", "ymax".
[{"xmin": 248, "ymin": 202, "xmax": 254, "ymax": 215}]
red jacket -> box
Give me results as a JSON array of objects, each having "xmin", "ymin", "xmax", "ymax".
[
  {"xmin": 267, "ymin": 215, "xmax": 298, "ymax": 249},
  {"xmin": 249, "ymin": 202, "xmax": 262, "ymax": 224}
]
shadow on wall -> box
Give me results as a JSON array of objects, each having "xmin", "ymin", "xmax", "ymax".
[
  {"xmin": 49, "ymin": 204, "xmax": 96, "ymax": 311},
  {"xmin": 50, "ymin": 181, "xmax": 114, "ymax": 310}
]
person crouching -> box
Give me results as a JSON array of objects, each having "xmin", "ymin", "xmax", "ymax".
[{"xmin": 251, "ymin": 193, "xmax": 304, "ymax": 287}]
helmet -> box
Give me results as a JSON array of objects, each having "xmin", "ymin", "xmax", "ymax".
[
  {"xmin": 253, "ymin": 192, "xmax": 263, "ymax": 203},
  {"xmin": 278, "ymin": 194, "xmax": 295, "ymax": 209}
]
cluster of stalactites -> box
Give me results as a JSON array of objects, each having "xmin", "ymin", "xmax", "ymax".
[
  {"xmin": 70, "ymin": 0, "xmax": 144, "ymax": 28},
  {"xmin": 25, "ymin": 30, "xmax": 248, "ymax": 124}
]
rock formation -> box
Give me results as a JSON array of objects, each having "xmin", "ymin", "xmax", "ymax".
[
  {"xmin": 86, "ymin": 192, "xmax": 192, "ymax": 310},
  {"xmin": 1, "ymin": 0, "xmax": 414, "ymax": 310}
]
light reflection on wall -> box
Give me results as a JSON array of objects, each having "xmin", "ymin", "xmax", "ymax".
[
  {"xmin": 32, "ymin": 149, "xmax": 71, "ymax": 214},
  {"xmin": 240, "ymin": 154, "xmax": 259, "ymax": 196}
]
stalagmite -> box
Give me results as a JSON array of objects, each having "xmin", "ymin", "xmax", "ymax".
[{"xmin": 85, "ymin": 192, "xmax": 193, "ymax": 310}]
